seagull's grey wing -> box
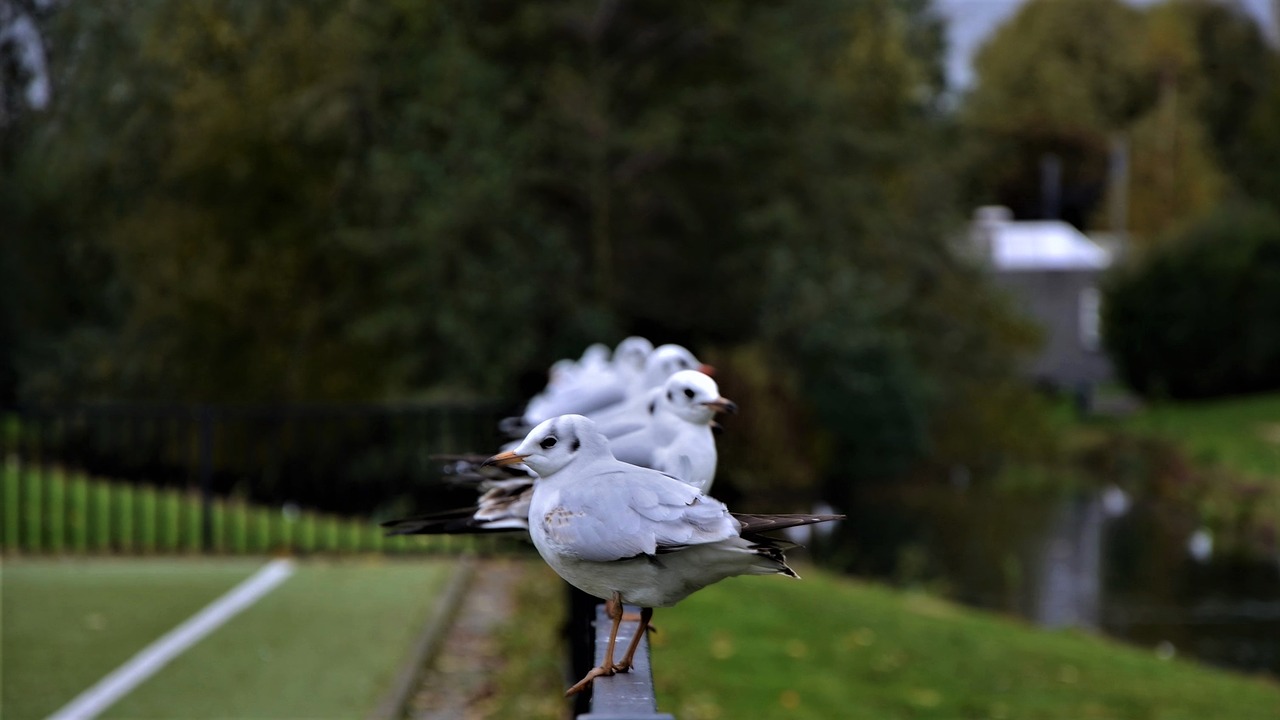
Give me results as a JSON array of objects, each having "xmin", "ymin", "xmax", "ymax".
[{"xmin": 541, "ymin": 470, "xmax": 738, "ymax": 562}]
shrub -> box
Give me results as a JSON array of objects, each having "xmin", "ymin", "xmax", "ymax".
[{"xmin": 1103, "ymin": 202, "xmax": 1280, "ymax": 399}]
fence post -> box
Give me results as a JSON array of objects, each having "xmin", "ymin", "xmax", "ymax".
[
  {"xmin": 197, "ymin": 406, "xmax": 214, "ymax": 551},
  {"xmin": 576, "ymin": 603, "xmax": 675, "ymax": 720}
]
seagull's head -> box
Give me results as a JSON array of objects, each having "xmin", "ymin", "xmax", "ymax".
[
  {"xmin": 613, "ymin": 336, "xmax": 654, "ymax": 374},
  {"xmin": 643, "ymin": 344, "xmax": 714, "ymax": 387},
  {"xmin": 484, "ymin": 414, "xmax": 611, "ymax": 478},
  {"xmin": 660, "ymin": 370, "xmax": 737, "ymax": 425}
]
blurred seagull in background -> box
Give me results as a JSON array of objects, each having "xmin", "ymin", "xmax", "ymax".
[
  {"xmin": 381, "ymin": 370, "xmax": 736, "ymax": 535},
  {"xmin": 606, "ymin": 369, "xmax": 735, "ymax": 493},
  {"xmin": 503, "ymin": 340, "xmax": 709, "ymax": 437},
  {"xmin": 486, "ymin": 414, "xmax": 843, "ymax": 695}
]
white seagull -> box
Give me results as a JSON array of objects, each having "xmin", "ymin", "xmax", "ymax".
[
  {"xmin": 607, "ymin": 369, "xmax": 734, "ymax": 493},
  {"xmin": 507, "ymin": 341, "xmax": 710, "ymax": 436},
  {"xmin": 486, "ymin": 414, "xmax": 842, "ymax": 696}
]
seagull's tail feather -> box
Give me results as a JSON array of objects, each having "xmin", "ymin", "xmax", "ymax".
[
  {"xmin": 380, "ymin": 507, "xmax": 526, "ymax": 536},
  {"xmin": 731, "ymin": 513, "xmax": 844, "ymax": 535},
  {"xmin": 732, "ymin": 514, "xmax": 844, "ymax": 579},
  {"xmin": 739, "ymin": 533, "xmax": 801, "ymax": 577}
]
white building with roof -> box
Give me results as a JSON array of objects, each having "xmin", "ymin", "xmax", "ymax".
[{"xmin": 971, "ymin": 206, "xmax": 1116, "ymax": 389}]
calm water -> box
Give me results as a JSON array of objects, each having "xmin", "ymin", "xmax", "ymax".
[{"xmin": 829, "ymin": 483, "xmax": 1280, "ymax": 676}]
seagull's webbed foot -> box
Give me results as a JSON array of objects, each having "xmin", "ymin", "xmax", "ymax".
[
  {"xmin": 565, "ymin": 591, "xmax": 626, "ymax": 697},
  {"xmin": 565, "ymin": 665, "xmax": 615, "ymax": 696}
]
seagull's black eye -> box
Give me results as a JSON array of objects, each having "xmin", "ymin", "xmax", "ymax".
[
  {"xmin": 683, "ymin": 388, "xmax": 695, "ymax": 399},
  {"xmin": 539, "ymin": 436, "xmax": 557, "ymax": 450}
]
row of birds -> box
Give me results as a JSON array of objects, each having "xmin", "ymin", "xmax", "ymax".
[{"xmin": 382, "ymin": 337, "xmax": 842, "ymax": 696}]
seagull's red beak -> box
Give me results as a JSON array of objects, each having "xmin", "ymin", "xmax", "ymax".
[
  {"xmin": 482, "ymin": 450, "xmax": 528, "ymax": 468},
  {"xmin": 698, "ymin": 363, "xmax": 716, "ymax": 377},
  {"xmin": 703, "ymin": 397, "xmax": 738, "ymax": 415}
]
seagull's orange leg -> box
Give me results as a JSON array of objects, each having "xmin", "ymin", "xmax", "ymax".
[
  {"xmin": 565, "ymin": 592, "xmax": 623, "ymax": 696},
  {"xmin": 612, "ymin": 606, "xmax": 653, "ymax": 673}
]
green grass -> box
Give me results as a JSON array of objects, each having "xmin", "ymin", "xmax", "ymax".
[
  {"xmin": 1, "ymin": 557, "xmax": 459, "ymax": 720},
  {"xmin": 651, "ymin": 566, "xmax": 1280, "ymax": 720},
  {"xmin": 1, "ymin": 559, "xmax": 266, "ymax": 720},
  {"xmin": 490, "ymin": 561, "xmax": 1280, "ymax": 720},
  {"xmin": 1, "ymin": 463, "xmax": 480, "ymax": 556},
  {"xmin": 1103, "ymin": 391, "xmax": 1280, "ymax": 481},
  {"xmin": 1073, "ymin": 390, "xmax": 1280, "ymax": 552}
]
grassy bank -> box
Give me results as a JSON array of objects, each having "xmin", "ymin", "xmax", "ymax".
[
  {"xmin": 1075, "ymin": 390, "xmax": 1280, "ymax": 553},
  {"xmin": 492, "ymin": 562, "xmax": 1280, "ymax": 720},
  {"xmin": 1100, "ymin": 391, "xmax": 1280, "ymax": 481}
]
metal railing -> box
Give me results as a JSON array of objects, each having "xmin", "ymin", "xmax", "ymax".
[
  {"xmin": 1, "ymin": 402, "xmax": 508, "ymax": 552},
  {"xmin": 576, "ymin": 602, "xmax": 674, "ymax": 720}
]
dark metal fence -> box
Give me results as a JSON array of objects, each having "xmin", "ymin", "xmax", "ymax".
[{"xmin": 1, "ymin": 402, "xmax": 509, "ymax": 552}]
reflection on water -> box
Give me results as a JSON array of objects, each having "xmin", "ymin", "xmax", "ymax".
[{"xmin": 834, "ymin": 483, "xmax": 1280, "ymax": 676}]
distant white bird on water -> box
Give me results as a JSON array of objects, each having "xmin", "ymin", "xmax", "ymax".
[{"xmin": 486, "ymin": 414, "xmax": 843, "ymax": 696}]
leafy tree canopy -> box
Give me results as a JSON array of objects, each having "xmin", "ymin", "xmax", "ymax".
[{"xmin": 4, "ymin": 0, "xmax": 1046, "ymax": 494}]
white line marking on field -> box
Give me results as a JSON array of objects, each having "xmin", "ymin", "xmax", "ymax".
[{"xmin": 46, "ymin": 558, "xmax": 296, "ymax": 720}]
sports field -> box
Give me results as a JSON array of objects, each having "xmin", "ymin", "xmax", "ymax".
[{"xmin": 1, "ymin": 557, "xmax": 457, "ymax": 719}]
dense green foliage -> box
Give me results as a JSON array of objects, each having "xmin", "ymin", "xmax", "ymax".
[
  {"xmin": 1103, "ymin": 202, "xmax": 1280, "ymax": 399},
  {"xmin": 8, "ymin": 0, "xmax": 1276, "ymax": 493},
  {"xmin": 2, "ymin": 0, "xmax": 1045, "ymax": 495}
]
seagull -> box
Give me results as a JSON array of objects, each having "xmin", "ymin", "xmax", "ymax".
[
  {"xmin": 486, "ymin": 414, "xmax": 842, "ymax": 696},
  {"xmin": 381, "ymin": 371, "xmax": 736, "ymax": 535},
  {"xmin": 503, "ymin": 337, "xmax": 682, "ymax": 437},
  {"xmin": 607, "ymin": 369, "xmax": 735, "ymax": 493},
  {"xmin": 583, "ymin": 344, "xmax": 712, "ymax": 433}
]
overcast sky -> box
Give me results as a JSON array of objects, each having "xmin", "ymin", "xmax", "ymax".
[{"xmin": 936, "ymin": 0, "xmax": 1279, "ymax": 91}]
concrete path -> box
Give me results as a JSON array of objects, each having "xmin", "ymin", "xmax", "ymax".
[{"xmin": 407, "ymin": 559, "xmax": 526, "ymax": 720}]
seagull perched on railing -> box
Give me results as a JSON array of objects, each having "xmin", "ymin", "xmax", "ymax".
[
  {"xmin": 381, "ymin": 370, "xmax": 736, "ymax": 536},
  {"xmin": 486, "ymin": 414, "xmax": 843, "ymax": 696},
  {"xmin": 501, "ymin": 340, "xmax": 711, "ymax": 437}
]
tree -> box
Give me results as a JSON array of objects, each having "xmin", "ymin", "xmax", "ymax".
[
  {"xmin": 1104, "ymin": 201, "xmax": 1280, "ymax": 399},
  {"xmin": 1120, "ymin": 0, "xmax": 1227, "ymax": 241},
  {"xmin": 1173, "ymin": 0, "xmax": 1277, "ymax": 202},
  {"xmin": 8, "ymin": 0, "xmax": 1046, "ymax": 501},
  {"xmin": 960, "ymin": 0, "xmax": 1146, "ymax": 228}
]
